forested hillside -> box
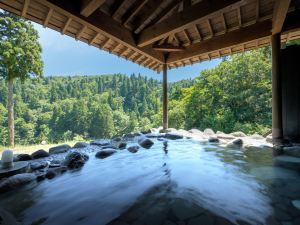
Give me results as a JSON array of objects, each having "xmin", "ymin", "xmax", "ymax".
[{"xmin": 0, "ymin": 48, "xmax": 272, "ymax": 146}]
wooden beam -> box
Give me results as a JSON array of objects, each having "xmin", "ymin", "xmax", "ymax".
[
  {"xmin": 162, "ymin": 60, "xmax": 168, "ymax": 130},
  {"xmin": 167, "ymin": 20, "xmax": 272, "ymax": 63},
  {"xmin": 122, "ymin": 0, "xmax": 148, "ymax": 26},
  {"xmin": 80, "ymin": 0, "xmax": 106, "ymax": 17},
  {"xmin": 76, "ymin": 25, "xmax": 86, "ymax": 39},
  {"xmin": 256, "ymin": 0, "xmax": 260, "ymax": 21},
  {"xmin": 62, "ymin": 17, "xmax": 72, "ymax": 34},
  {"xmin": 194, "ymin": 25, "xmax": 202, "ymax": 41},
  {"xmin": 21, "ymin": 0, "xmax": 30, "ymax": 17},
  {"xmin": 206, "ymin": 19, "xmax": 214, "ymax": 37},
  {"xmin": 89, "ymin": 33, "xmax": 99, "ymax": 44},
  {"xmin": 183, "ymin": 0, "xmax": 191, "ymax": 9},
  {"xmin": 112, "ymin": 0, "xmax": 128, "ymax": 19},
  {"xmin": 43, "ymin": 8, "xmax": 53, "ymax": 27},
  {"xmin": 138, "ymin": 0, "xmax": 243, "ymax": 47},
  {"xmin": 183, "ymin": 29, "xmax": 192, "ymax": 44},
  {"xmin": 272, "ymin": 0, "xmax": 291, "ymax": 34},
  {"xmin": 145, "ymin": 0, "xmax": 182, "ymax": 29},
  {"xmin": 237, "ymin": 6, "xmax": 242, "ymax": 27},
  {"xmin": 153, "ymin": 44, "xmax": 185, "ymax": 52},
  {"xmin": 221, "ymin": 13, "xmax": 227, "ymax": 32},
  {"xmin": 133, "ymin": 0, "xmax": 163, "ymax": 33}
]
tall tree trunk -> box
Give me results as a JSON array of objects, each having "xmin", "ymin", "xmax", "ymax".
[{"xmin": 7, "ymin": 78, "xmax": 14, "ymax": 147}]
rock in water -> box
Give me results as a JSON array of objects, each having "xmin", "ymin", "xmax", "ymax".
[
  {"xmin": 73, "ymin": 142, "xmax": 88, "ymax": 148},
  {"xmin": 16, "ymin": 154, "xmax": 32, "ymax": 161},
  {"xmin": 30, "ymin": 161, "xmax": 49, "ymax": 170},
  {"xmin": 208, "ymin": 136, "xmax": 219, "ymax": 143},
  {"xmin": 128, "ymin": 145, "xmax": 139, "ymax": 153},
  {"xmin": 49, "ymin": 144, "xmax": 71, "ymax": 154},
  {"xmin": 118, "ymin": 142, "xmax": 127, "ymax": 149},
  {"xmin": 138, "ymin": 138, "xmax": 154, "ymax": 149},
  {"xmin": 0, "ymin": 173, "xmax": 36, "ymax": 193},
  {"xmin": 165, "ymin": 133, "xmax": 184, "ymax": 140},
  {"xmin": 31, "ymin": 149, "xmax": 49, "ymax": 159},
  {"xmin": 203, "ymin": 128, "xmax": 215, "ymax": 136},
  {"xmin": 226, "ymin": 138, "xmax": 243, "ymax": 148},
  {"xmin": 95, "ymin": 149, "xmax": 116, "ymax": 159},
  {"xmin": 62, "ymin": 152, "xmax": 89, "ymax": 169}
]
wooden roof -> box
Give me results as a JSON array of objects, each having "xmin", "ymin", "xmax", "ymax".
[{"xmin": 1, "ymin": 0, "xmax": 300, "ymax": 72}]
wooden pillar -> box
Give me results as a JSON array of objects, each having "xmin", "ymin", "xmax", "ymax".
[
  {"xmin": 272, "ymin": 33, "xmax": 283, "ymax": 141},
  {"xmin": 163, "ymin": 61, "xmax": 168, "ymax": 130}
]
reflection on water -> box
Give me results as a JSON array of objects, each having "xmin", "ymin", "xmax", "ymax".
[{"xmin": 0, "ymin": 139, "xmax": 300, "ymax": 225}]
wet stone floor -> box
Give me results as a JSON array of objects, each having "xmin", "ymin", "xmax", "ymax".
[{"xmin": 0, "ymin": 138, "xmax": 300, "ymax": 225}]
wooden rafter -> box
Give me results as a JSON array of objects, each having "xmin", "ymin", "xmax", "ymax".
[
  {"xmin": 272, "ymin": 0, "xmax": 291, "ymax": 34},
  {"xmin": 76, "ymin": 25, "xmax": 86, "ymax": 39},
  {"xmin": 183, "ymin": 29, "xmax": 192, "ymax": 44},
  {"xmin": 112, "ymin": 43, "xmax": 121, "ymax": 52},
  {"xmin": 256, "ymin": 0, "xmax": 260, "ymax": 21},
  {"xmin": 206, "ymin": 19, "xmax": 213, "ymax": 37},
  {"xmin": 44, "ymin": 0, "xmax": 164, "ymax": 62},
  {"xmin": 138, "ymin": 0, "xmax": 242, "ymax": 47},
  {"xmin": 153, "ymin": 44, "xmax": 185, "ymax": 52},
  {"xmin": 122, "ymin": 0, "xmax": 148, "ymax": 26},
  {"xmin": 62, "ymin": 17, "xmax": 72, "ymax": 34},
  {"xmin": 183, "ymin": 0, "xmax": 191, "ymax": 9},
  {"xmin": 237, "ymin": 7, "xmax": 242, "ymax": 27},
  {"xmin": 221, "ymin": 13, "xmax": 227, "ymax": 32},
  {"xmin": 133, "ymin": 0, "xmax": 162, "ymax": 33},
  {"xmin": 80, "ymin": 0, "xmax": 106, "ymax": 17},
  {"xmin": 112, "ymin": 0, "xmax": 128, "ymax": 19},
  {"xmin": 144, "ymin": 0, "xmax": 182, "ymax": 30},
  {"xmin": 21, "ymin": 0, "xmax": 30, "ymax": 17},
  {"xmin": 167, "ymin": 20, "xmax": 272, "ymax": 64},
  {"xmin": 44, "ymin": 8, "xmax": 53, "ymax": 27},
  {"xmin": 100, "ymin": 38, "xmax": 110, "ymax": 48},
  {"xmin": 194, "ymin": 24, "xmax": 202, "ymax": 41},
  {"xmin": 90, "ymin": 33, "xmax": 99, "ymax": 44}
]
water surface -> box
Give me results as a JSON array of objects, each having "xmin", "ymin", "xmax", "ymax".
[{"xmin": 1, "ymin": 139, "xmax": 300, "ymax": 225}]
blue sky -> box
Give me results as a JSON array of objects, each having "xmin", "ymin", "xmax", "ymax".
[{"xmin": 33, "ymin": 23, "xmax": 221, "ymax": 82}]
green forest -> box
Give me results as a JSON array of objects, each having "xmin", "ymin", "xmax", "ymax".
[{"xmin": 0, "ymin": 48, "xmax": 273, "ymax": 146}]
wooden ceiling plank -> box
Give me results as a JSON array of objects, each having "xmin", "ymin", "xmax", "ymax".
[
  {"xmin": 100, "ymin": 37, "xmax": 110, "ymax": 48},
  {"xmin": 44, "ymin": 8, "xmax": 53, "ymax": 27},
  {"xmin": 112, "ymin": 43, "xmax": 122, "ymax": 52},
  {"xmin": 138, "ymin": 0, "xmax": 243, "ymax": 47},
  {"xmin": 80, "ymin": 0, "xmax": 106, "ymax": 17},
  {"xmin": 167, "ymin": 20, "xmax": 272, "ymax": 64},
  {"xmin": 123, "ymin": 0, "xmax": 148, "ymax": 26},
  {"xmin": 272, "ymin": 0, "xmax": 291, "ymax": 34},
  {"xmin": 62, "ymin": 17, "xmax": 72, "ymax": 34}
]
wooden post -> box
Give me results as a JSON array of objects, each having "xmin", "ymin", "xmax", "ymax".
[
  {"xmin": 272, "ymin": 33, "xmax": 283, "ymax": 141},
  {"xmin": 163, "ymin": 57, "xmax": 168, "ymax": 130}
]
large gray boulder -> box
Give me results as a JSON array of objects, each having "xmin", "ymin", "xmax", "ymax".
[
  {"xmin": 73, "ymin": 142, "xmax": 88, "ymax": 148},
  {"xmin": 49, "ymin": 144, "xmax": 71, "ymax": 154},
  {"xmin": 165, "ymin": 133, "xmax": 183, "ymax": 140},
  {"xmin": 226, "ymin": 138, "xmax": 243, "ymax": 148},
  {"xmin": 31, "ymin": 149, "xmax": 49, "ymax": 159},
  {"xmin": 138, "ymin": 138, "xmax": 154, "ymax": 149},
  {"xmin": 203, "ymin": 128, "xmax": 215, "ymax": 136},
  {"xmin": 95, "ymin": 149, "xmax": 116, "ymax": 159},
  {"xmin": 62, "ymin": 151, "xmax": 89, "ymax": 169},
  {"xmin": 0, "ymin": 173, "xmax": 36, "ymax": 193}
]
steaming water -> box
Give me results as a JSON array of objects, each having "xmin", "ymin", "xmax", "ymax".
[{"xmin": 0, "ymin": 139, "xmax": 300, "ymax": 225}]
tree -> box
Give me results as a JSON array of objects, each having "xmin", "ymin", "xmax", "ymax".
[{"xmin": 0, "ymin": 11, "xmax": 43, "ymax": 146}]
